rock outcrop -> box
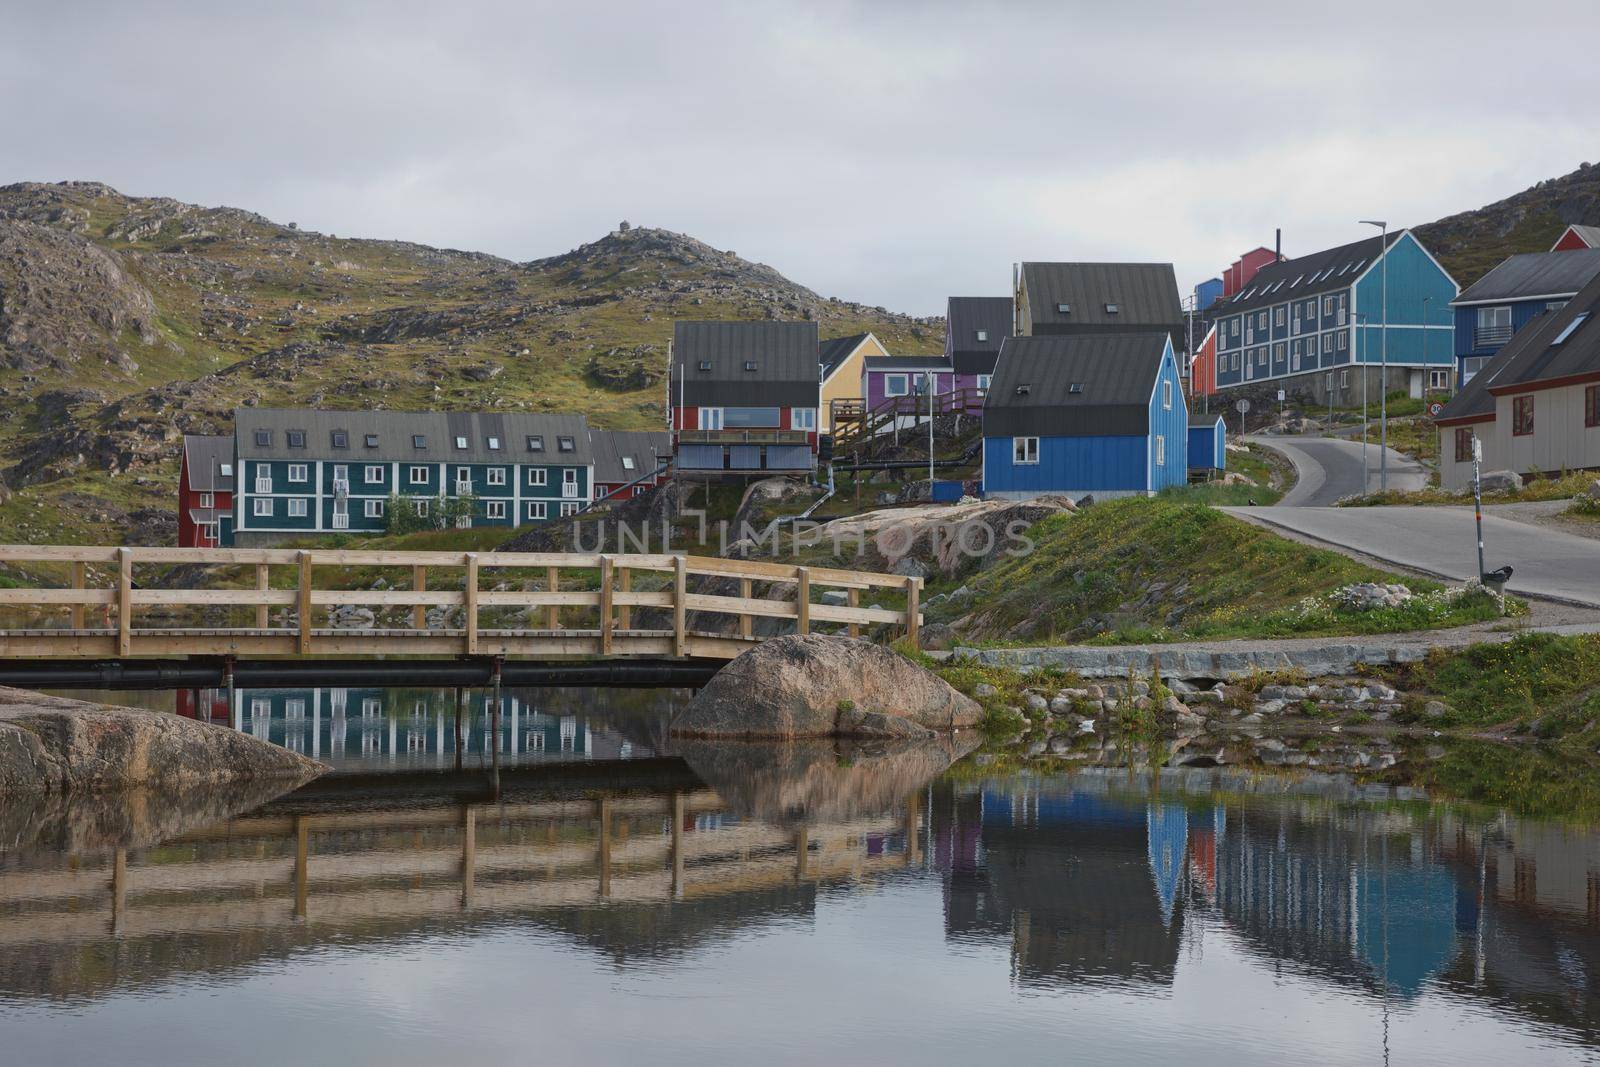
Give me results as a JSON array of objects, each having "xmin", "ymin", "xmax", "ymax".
[
  {"xmin": 672, "ymin": 634, "xmax": 981, "ymax": 739},
  {"xmin": 0, "ymin": 688, "xmax": 324, "ymax": 794}
]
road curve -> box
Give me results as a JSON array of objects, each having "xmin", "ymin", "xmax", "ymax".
[{"xmin": 1248, "ymin": 434, "xmax": 1428, "ymax": 507}]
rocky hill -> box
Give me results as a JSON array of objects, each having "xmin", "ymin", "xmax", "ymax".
[
  {"xmin": 0, "ymin": 182, "xmax": 942, "ymax": 544},
  {"xmin": 1414, "ymin": 161, "xmax": 1600, "ymax": 286}
]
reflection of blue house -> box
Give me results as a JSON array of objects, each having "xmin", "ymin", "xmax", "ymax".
[
  {"xmin": 1147, "ymin": 804, "xmax": 1188, "ymax": 926},
  {"xmin": 1356, "ymin": 866, "xmax": 1460, "ymax": 998}
]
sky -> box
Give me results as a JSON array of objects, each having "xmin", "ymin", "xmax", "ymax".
[{"xmin": 3, "ymin": 0, "xmax": 1598, "ymax": 316}]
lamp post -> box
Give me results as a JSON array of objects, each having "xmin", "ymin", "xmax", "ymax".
[
  {"xmin": 1360, "ymin": 220, "xmax": 1389, "ymax": 490},
  {"xmin": 1356, "ymin": 312, "xmax": 1369, "ymax": 494}
]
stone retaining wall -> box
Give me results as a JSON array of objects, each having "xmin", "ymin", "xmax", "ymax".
[{"xmin": 952, "ymin": 642, "xmax": 1433, "ymax": 680}]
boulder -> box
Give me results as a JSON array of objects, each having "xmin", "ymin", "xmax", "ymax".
[
  {"xmin": 672, "ymin": 634, "xmax": 982, "ymax": 739},
  {"xmin": 0, "ymin": 688, "xmax": 325, "ymax": 794},
  {"xmin": 1480, "ymin": 469, "xmax": 1523, "ymax": 493}
]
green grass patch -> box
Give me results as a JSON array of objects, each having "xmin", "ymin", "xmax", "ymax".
[
  {"xmin": 1397, "ymin": 633, "xmax": 1600, "ymax": 725},
  {"xmin": 1345, "ymin": 470, "xmax": 1597, "ymax": 507}
]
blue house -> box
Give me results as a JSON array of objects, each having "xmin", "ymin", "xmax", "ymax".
[
  {"xmin": 981, "ymin": 332, "xmax": 1187, "ymax": 500},
  {"xmin": 1187, "ymin": 415, "xmax": 1226, "ymax": 473},
  {"xmin": 1212, "ymin": 229, "xmax": 1457, "ymax": 405},
  {"xmin": 1449, "ymin": 248, "xmax": 1600, "ymax": 386}
]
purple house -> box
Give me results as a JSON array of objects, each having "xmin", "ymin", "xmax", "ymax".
[{"xmin": 860, "ymin": 356, "xmax": 959, "ymax": 418}]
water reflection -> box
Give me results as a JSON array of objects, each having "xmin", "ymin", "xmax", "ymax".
[{"xmin": 4, "ymin": 716, "xmax": 1600, "ymax": 1063}]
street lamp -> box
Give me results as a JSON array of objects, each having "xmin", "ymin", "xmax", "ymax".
[
  {"xmin": 1360, "ymin": 220, "xmax": 1389, "ymax": 490},
  {"xmin": 1356, "ymin": 312, "xmax": 1369, "ymax": 493}
]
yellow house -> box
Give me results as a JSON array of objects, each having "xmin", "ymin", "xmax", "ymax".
[{"xmin": 818, "ymin": 332, "xmax": 887, "ymax": 432}]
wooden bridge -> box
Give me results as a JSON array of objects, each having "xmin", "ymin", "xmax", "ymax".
[{"xmin": 0, "ymin": 545, "xmax": 921, "ymax": 664}]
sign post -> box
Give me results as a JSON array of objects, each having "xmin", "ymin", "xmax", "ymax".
[
  {"xmin": 1234, "ymin": 397, "xmax": 1250, "ymax": 441},
  {"xmin": 1471, "ymin": 435, "xmax": 1485, "ymax": 582}
]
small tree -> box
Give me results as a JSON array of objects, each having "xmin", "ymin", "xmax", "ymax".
[{"xmin": 382, "ymin": 493, "xmax": 478, "ymax": 535}]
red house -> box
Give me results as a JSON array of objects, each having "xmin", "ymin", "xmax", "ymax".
[
  {"xmin": 1222, "ymin": 246, "xmax": 1281, "ymax": 298},
  {"xmin": 1188, "ymin": 323, "xmax": 1219, "ymax": 397},
  {"xmin": 1552, "ymin": 224, "xmax": 1600, "ymax": 252},
  {"xmin": 591, "ymin": 429, "xmax": 672, "ymax": 502},
  {"xmin": 668, "ymin": 321, "xmax": 820, "ymax": 476},
  {"xmin": 179, "ymin": 434, "xmax": 235, "ymax": 547}
]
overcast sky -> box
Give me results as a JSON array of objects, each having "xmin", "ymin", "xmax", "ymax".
[{"xmin": 4, "ymin": 1, "xmax": 1598, "ymax": 316}]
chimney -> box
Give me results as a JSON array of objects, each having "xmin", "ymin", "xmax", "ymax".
[{"xmin": 1275, "ymin": 228, "xmax": 1282, "ymax": 261}]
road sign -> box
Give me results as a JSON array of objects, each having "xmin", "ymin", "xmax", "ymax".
[
  {"xmin": 1429, "ymin": 401, "xmax": 1444, "ymax": 417},
  {"xmin": 1276, "ymin": 389, "xmax": 1285, "ymax": 402},
  {"xmin": 1235, "ymin": 399, "xmax": 1250, "ymax": 414}
]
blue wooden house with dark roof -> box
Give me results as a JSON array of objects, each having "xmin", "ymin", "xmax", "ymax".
[
  {"xmin": 1187, "ymin": 415, "xmax": 1227, "ymax": 474},
  {"xmin": 1449, "ymin": 248, "xmax": 1600, "ymax": 386},
  {"xmin": 981, "ymin": 332, "xmax": 1187, "ymax": 500}
]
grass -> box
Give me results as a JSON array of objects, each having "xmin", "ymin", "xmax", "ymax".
[
  {"xmin": 1345, "ymin": 469, "xmax": 1598, "ymax": 507},
  {"xmin": 1395, "ymin": 633, "xmax": 1600, "ymax": 726},
  {"xmin": 932, "ymin": 497, "xmax": 1515, "ymax": 645}
]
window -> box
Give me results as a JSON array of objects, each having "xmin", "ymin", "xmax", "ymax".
[
  {"xmin": 1155, "ymin": 434, "xmax": 1165, "ymax": 465},
  {"xmin": 455, "ymin": 468, "xmax": 472, "ymax": 492},
  {"xmin": 1340, "ymin": 369, "xmax": 1350, "ymax": 387},
  {"xmin": 621, "ymin": 455, "xmax": 636, "ymax": 471},
  {"xmin": 1548, "ymin": 300, "xmax": 1570, "ymax": 312},
  {"xmin": 526, "ymin": 435, "xmax": 544, "ymax": 452},
  {"xmin": 364, "ymin": 433, "xmax": 379, "ymax": 448},
  {"xmin": 975, "ymin": 329, "xmax": 988, "ymax": 342},
  {"xmin": 1273, "ymin": 342, "xmax": 1285, "ymax": 365},
  {"xmin": 1162, "ymin": 380, "xmax": 1173, "ymax": 410},
  {"xmin": 1275, "ymin": 307, "xmax": 1285, "ymax": 327},
  {"xmin": 408, "ymin": 465, "xmax": 429, "ymax": 484},
  {"xmin": 1455, "ymin": 428, "xmax": 1474, "ymax": 463},
  {"xmin": 364, "ymin": 499, "xmax": 384, "ymax": 518},
  {"xmin": 697, "ymin": 408, "xmax": 724, "ymax": 430},
  {"xmin": 557, "ymin": 436, "xmax": 575, "ymax": 452},
  {"xmin": 743, "ymin": 360, "xmax": 758, "ymax": 371},
  {"xmin": 486, "ymin": 467, "xmax": 506, "ymax": 485},
  {"xmin": 977, "ymin": 374, "xmax": 992, "ymax": 393},
  {"xmin": 1429, "ymin": 370, "xmax": 1450, "ymax": 390},
  {"xmin": 1013, "ymin": 436, "xmax": 1040, "ymax": 465},
  {"xmin": 633, "ymin": 485, "xmax": 647, "ymax": 496},
  {"xmin": 454, "ymin": 435, "xmax": 469, "ymax": 450},
  {"xmin": 1587, "ymin": 385, "xmax": 1600, "ymax": 428},
  {"xmin": 413, "ymin": 499, "xmax": 429, "ymax": 517},
  {"xmin": 1056, "ymin": 302, "xmax": 1071, "ymax": 314},
  {"xmin": 697, "ymin": 359, "xmax": 713, "ymax": 371},
  {"xmin": 1105, "ymin": 302, "xmax": 1119, "ymax": 314},
  {"xmin": 563, "ymin": 468, "xmax": 578, "ymax": 487},
  {"xmin": 364, "ymin": 465, "xmax": 384, "ymax": 484},
  {"xmin": 560, "ymin": 501, "xmax": 580, "ymax": 517},
  {"xmin": 253, "ymin": 498, "xmax": 273, "ymax": 517},
  {"xmin": 792, "ymin": 408, "xmax": 816, "ymax": 430},
  {"xmin": 1257, "ymin": 350, "xmax": 1267, "ymax": 367},
  {"xmin": 1513, "ymin": 395, "xmax": 1535, "ymax": 436},
  {"xmin": 198, "ymin": 492, "xmax": 214, "ymax": 508},
  {"xmin": 885, "ymin": 373, "xmax": 910, "ymax": 397},
  {"xmin": 331, "ymin": 430, "xmax": 348, "ymax": 449},
  {"xmin": 276, "ymin": 497, "xmax": 302, "ymax": 518},
  {"xmin": 1553, "ymin": 312, "xmax": 1591, "ymax": 345},
  {"xmin": 287, "ymin": 430, "xmax": 306, "ymax": 449},
  {"xmin": 219, "ymin": 462, "xmax": 233, "ymax": 477},
  {"xmin": 412, "ymin": 434, "xmax": 427, "ymax": 449},
  {"xmin": 287, "ymin": 464, "xmax": 308, "ymax": 482},
  {"xmin": 527, "ymin": 467, "xmax": 548, "ymax": 487},
  {"xmin": 253, "ymin": 466, "xmax": 272, "ymax": 493},
  {"xmin": 485, "ymin": 500, "xmax": 506, "ymax": 519},
  {"xmin": 1337, "ymin": 332, "xmax": 1348, "ymax": 352},
  {"xmin": 253, "ymin": 429, "xmax": 272, "ymax": 447},
  {"xmin": 526, "ymin": 500, "xmax": 547, "ymax": 520},
  {"xmin": 486, "ymin": 435, "xmax": 501, "ymax": 451}
]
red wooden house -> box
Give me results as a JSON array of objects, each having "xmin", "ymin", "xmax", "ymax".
[
  {"xmin": 591, "ymin": 429, "xmax": 672, "ymax": 502},
  {"xmin": 1552, "ymin": 224, "xmax": 1600, "ymax": 252},
  {"xmin": 668, "ymin": 321, "xmax": 820, "ymax": 476},
  {"xmin": 178, "ymin": 434, "xmax": 235, "ymax": 547}
]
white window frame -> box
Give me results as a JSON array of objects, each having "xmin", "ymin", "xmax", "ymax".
[
  {"xmin": 1429, "ymin": 370, "xmax": 1449, "ymax": 389},
  {"xmin": 562, "ymin": 468, "xmax": 579, "ymax": 498},
  {"xmin": 485, "ymin": 467, "xmax": 506, "ymax": 486},
  {"xmin": 253, "ymin": 498, "xmax": 273, "ymax": 517},
  {"xmin": 364, "ymin": 499, "xmax": 384, "ymax": 518},
  {"xmin": 1161, "ymin": 380, "xmax": 1173, "ymax": 410},
  {"xmin": 287, "ymin": 497, "xmax": 308, "ymax": 518},
  {"xmin": 559, "ymin": 501, "xmax": 580, "ymax": 517},
  {"xmin": 485, "ymin": 500, "xmax": 507, "ymax": 519},
  {"xmin": 198, "ymin": 491, "xmax": 214, "ymax": 508},
  {"xmin": 976, "ymin": 374, "xmax": 992, "ymax": 394},
  {"xmin": 527, "ymin": 467, "xmax": 548, "ymax": 487},
  {"xmin": 409, "ymin": 465, "xmax": 429, "ymax": 485},
  {"xmin": 413, "ymin": 499, "xmax": 430, "ymax": 517},
  {"xmin": 697, "ymin": 408, "xmax": 724, "ymax": 430},
  {"xmin": 526, "ymin": 500, "xmax": 547, "ymax": 520},
  {"xmin": 287, "ymin": 464, "xmax": 308, "ymax": 483},
  {"xmin": 364, "ymin": 465, "xmax": 384, "ymax": 484},
  {"xmin": 792, "ymin": 408, "xmax": 816, "ymax": 431},
  {"xmin": 975, "ymin": 329, "xmax": 988, "ymax": 342},
  {"xmin": 487, "ymin": 435, "xmax": 501, "ymax": 451},
  {"xmin": 454, "ymin": 468, "xmax": 472, "ymax": 494},
  {"xmin": 454, "ymin": 435, "xmax": 469, "ymax": 450},
  {"xmin": 1155, "ymin": 434, "xmax": 1166, "ymax": 465},
  {"xmin": 1013, "ymin": 436, "xmax": 1040, "ymax": 465},
  {"xmin": 621, "ymin": 456, "xmax": 636, "ymax": 471},
  {"xmin": 884, "ymin": 373, "xmax": 910, "ymax": 397},
  {"xmin": 1274, "ymin": 307, "xmax": 1285, "ymax": 327}
]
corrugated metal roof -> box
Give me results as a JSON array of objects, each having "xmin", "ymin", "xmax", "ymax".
[
  {"xmin": 983, "ymin": 332, "xmax": 1169, "ymax": 438},
  {"xmin": 1021, "ymin": 263, "xmax": 1183, "ymax": 338},
  {"xmin": 182, "ymin": 434, "xmax": 235, "ymax": 492},
  {"xmin": 1188, "ymin": 414, "xmax": 1225, "ymax": 429},
  {"xmin": 671, "ymin": 320, "xmax": 820, "ymax": 407},
  {"xmin": 1482, "ymin": 269, "xmax": 1600, "ymax": 393},
  {"xmin": 1452, "ymin": 248, "xmax": 1600, "ymax": 305},
  {"xmin": 818, "ymin": 332, "xmax": 870, "ymax": 379},
  {"xmin": 591, "ymin": 429, "xmax": 671, "ymax": 485},
  {"xmin": 234, "ymin": 409, "xmax": 594, "ymax": 464},
  {"xmin": 862, "ymin": 355, "xmax": 953, "ymax": 372},
  {"xmin": 946, "ymin": 296, "xmax": 1014, "ymax": 375},
  {"xmin": 1217, "ymin": 231, "xmax": 1405, "ymax": 314}
]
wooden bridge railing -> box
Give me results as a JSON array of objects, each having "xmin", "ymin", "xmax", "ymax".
[{"xmin": 0, "ymin": 546, "xmax": 921, "ymax": 661}]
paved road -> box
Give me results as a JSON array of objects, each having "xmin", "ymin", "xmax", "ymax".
[
  {"xmin": 1225, "ymin": 505, "xmax": 1600, "ymax": 608},
  {"xmin": 1248, "ymin": 434, "xmax": 1428, "ymax": 506}
]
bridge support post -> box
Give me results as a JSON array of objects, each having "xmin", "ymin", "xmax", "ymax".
[
  {"xmin": 905, "ymin": 576, "xmax": 920, "ymax": 649},
  {"xmin": 599, "ymin": 555, "xmax": 614, "ymax": 656},
  {"xmin": 116, "ymin": 547, "xmax": 132, "ymax": 657},
  {"xmin": 796, "ymin": 566, "xmax": 810, "ymax": 635},
  {"xmin": 464, "ymin": 553, "xmax": 479, "ymax": 655},
  {"xmin": 224, "ymin": 656, "xmax": 237, "ymax": 731},
  {"xmin": 739, "ymin": 578, "xmax": 753, "ymax": 640},
  {"xmin": 847, "ymin": 588, "xmax": 860, "ymax": 639},
  {"xmin": 412, "ymin": 565, "xmax": 427, "ymax": 630},
  {"xmin": 672, "ymin": 555, "xmax": 687, "ymax": 658},
  {"xmin": 69, "ymin": 561, "xmax": 85, "ymax": 631},
  {"xmin": 255, "ymin": 563, "xmax": 270, "ymax": 630},
  {"xmin": 296, "ymin": 552, "xmax": 312, "ymax": 655}
]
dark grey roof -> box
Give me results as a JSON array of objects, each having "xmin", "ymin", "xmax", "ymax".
[
  {"xmin": 818, "ymin": 332, "xmax": 871, "ymax": 380},
  {"xmin": 1021, "ymin": 263, "xmax": 1183, "ymax": 338},
  {"xmin": 983, "ymin": 332, "xmax": 1172, "ymax": 438},
  {"xmin": 946, "ymin": 297, "xmax": 1014, "ymax": 375},
  {"xmin": 1452, "ymin": 248, "xmax": 1600, "ymax": 305},
  {"xmin": 591, "ymin": 429, "xmax": 671, "ymax": 485},
  {"xmin": 182, "ymin": 434, "xmax": 235, "ymax": 492},
  {"xmin": 671, "ymin": 320, "xmax": 819, "ymax": 407},
  {"xmin": 234, "ymin": 409, "xmax": 594, "ymax": 464},
  {"xmin": 1188, "ymin": 414, "xmax": 1224, "ymax": 429},
  {"xmin": 1217, "ymin": 231, "xmax": 1404, "ymax": 315},
  {"xmin": 1483, "ymin": 269, "xmax": 1600, "ymax": 394},
  {"xmin": 862, "ymin": 355, "xmax": 952, "ymax": 372}
]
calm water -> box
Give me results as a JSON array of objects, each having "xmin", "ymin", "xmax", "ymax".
[{"xmin": 3, "ymin": 690, "xmax": 1600, "ymax": 1065}]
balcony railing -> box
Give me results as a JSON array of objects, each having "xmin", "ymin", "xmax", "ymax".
[
  {"xmin": 678, "ymin": 428, "xmax": 811, "ymax": 445},
  {"xmin": 1475, "ymin": 324, "xmax": 1514, "ymax": 349}
]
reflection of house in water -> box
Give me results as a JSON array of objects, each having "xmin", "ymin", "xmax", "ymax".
[{"xmin": 937, "ymin": 785, "xmax": 1185, "ymax": 989}]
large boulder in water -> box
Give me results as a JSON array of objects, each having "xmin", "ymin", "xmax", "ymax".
[
  {"xmin": 0, "ymin": 688, "xmax": 325, "ymax": 794},
  {"xmin": 672, "ymin": 634, "xmax": 981, "ymax": 739}
]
